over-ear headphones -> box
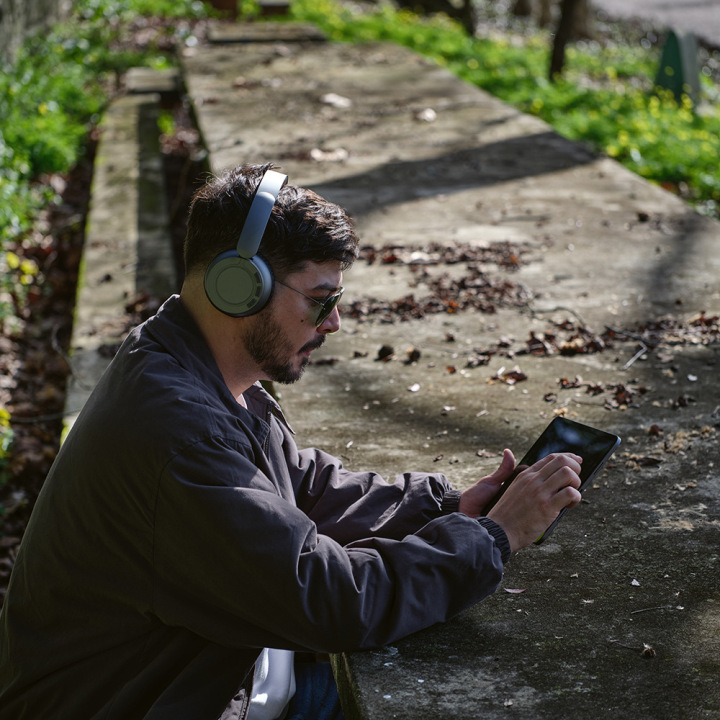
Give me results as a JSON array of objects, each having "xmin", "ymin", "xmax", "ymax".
[{"xmin": 204, "ymin": 169, "xmax": 288, "ymax": 317}]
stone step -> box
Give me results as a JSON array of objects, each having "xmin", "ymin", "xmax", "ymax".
[{"xmin": 63, "ymin": 87, "xmax": 177, "ymax": 435}]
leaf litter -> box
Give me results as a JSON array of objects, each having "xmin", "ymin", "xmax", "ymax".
[
  {"xmin": 346, "ymin": 241, "xmax": 533, "ymax": 323},
  {"xmin": 342, "ymin": 243, "xmax": 718, "ymax": 412}
]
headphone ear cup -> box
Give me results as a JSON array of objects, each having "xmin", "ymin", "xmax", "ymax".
[{"xmin": 204, "ymin": 250, "xmax": 273, "ymax": 317}]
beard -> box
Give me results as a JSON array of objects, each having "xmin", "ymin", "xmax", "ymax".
[{"xmin": 244, "ymin": 310, "xmax": 325, "ymax": 385}]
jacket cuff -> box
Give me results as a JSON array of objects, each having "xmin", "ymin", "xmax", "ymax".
[
  {"xmin": 478, "ymin": 517, "xmax": 512, "ymax": 564},
  {"xmin": 439, "ymin": 489, "xmax": 463, "ymax": 515}
]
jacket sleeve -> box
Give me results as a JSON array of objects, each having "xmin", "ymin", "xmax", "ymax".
[
  {"xmin": 272, "ymin": 407, "xmax": 453, "ymax": 544},
  {"xmin": 152, "ymin": 436, "xmax": 506, "ymax": 656},
  {"xmin": 290, "ymin": 445, "xmax": 451, "ymax": 545}
]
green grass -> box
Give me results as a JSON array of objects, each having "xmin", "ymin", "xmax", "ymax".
[
  {"xmin": 288, "ymin": 0, "xmax": 720, "ymax": 220},
  {"xmin": 0, "ymin": 0, "xmax": 210, "ymax": 514},
  {"xmin": 0, "ymin": 0, "xmax": 211, "ymax": 312}
]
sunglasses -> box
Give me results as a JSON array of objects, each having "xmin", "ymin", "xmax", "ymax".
[{"xmin": 276, "ymin": 279, "xmax": 344, "ymax": 327}]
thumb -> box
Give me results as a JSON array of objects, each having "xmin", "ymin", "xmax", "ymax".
[{"xmin": 486, "ymin": 448, "xmax": 516, "ymax": 485}]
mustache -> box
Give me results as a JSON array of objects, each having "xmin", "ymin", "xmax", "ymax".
[{"xmin": 300, "ymin": 336, "xmax": 326, "ymax": 354}]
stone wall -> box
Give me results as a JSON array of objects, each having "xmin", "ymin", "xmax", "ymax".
[{"xmin": 0, "ymin": 0, "xmax": 73, "ymax": 63}]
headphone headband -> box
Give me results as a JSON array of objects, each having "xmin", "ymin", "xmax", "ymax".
[
  {"xmin": 204, "ymin": 168, "xmax": 288, "ymax": 318},
  {"xmin": 236, "ymin": 169, "xmax": 288, "ymax": 257}
]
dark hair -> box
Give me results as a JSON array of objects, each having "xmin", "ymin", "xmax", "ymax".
[{"xmin": 183, "ymin": 163, "xmax": 359, "ymax": 279}]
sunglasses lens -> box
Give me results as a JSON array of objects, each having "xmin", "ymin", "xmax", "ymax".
[{"xmin": 315, "ymin": 289, "xmax": 343, "ymax": 326}]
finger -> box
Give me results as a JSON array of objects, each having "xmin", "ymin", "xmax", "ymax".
[
  {"xmin": 496, "ymin": 448, "xmax": 516, "ymax": 478},
  {"xmin": 533, "ymin": 452, "xmax": 583, "ymax": 469},
  {"xmin": 548, "ymin": 465, "xmax": 582, "ymax": 493},
  {"xmin": 555, "ymin": 484, "xmax": 582, "ymax": 509},
  {"xmin": 535, "ymin": 452, "xmax": 583, "ymax": 478},
  {"xmin": 482, "ymin": 449, "xmax": 516, "ymax": 485}
]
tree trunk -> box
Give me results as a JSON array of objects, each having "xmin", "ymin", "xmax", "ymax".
[
  {"xmin": 572, "ymin": 0, "xmax": 593, "ymax": 40},
  {"xmin": 549, "ymin": 0, "xmax": 579, "ymax": 81},
  {"xmin": 391, "ymin": 0, "xmax": 477, "ymax": 35},
  {"xmin": 512, "ymin": 0, "xmax": 533, "ymax": 18},
  {"xmin": 457, "ymin": 0, "xmax": 477, "ymax": 35}
]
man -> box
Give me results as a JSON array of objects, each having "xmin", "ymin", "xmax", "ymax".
[{"xmin": 0, "ymin": 164, "xmax": 582, "ymax": 719}]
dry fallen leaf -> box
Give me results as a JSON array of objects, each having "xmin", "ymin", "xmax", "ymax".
[
  {"xmin": 405, "ymin": 347, "xmax": 421, "ymax": 364},
  {"xmin": 493, "ymin": 366, "xmax": 528, "ymax": 385},
  {"xmin": 375, "ymin": 345, "xmax": 394, "ymax": 362},
  {"xmin": 311, "ymin": 357, "xmax": 339, "ymax": 366}
]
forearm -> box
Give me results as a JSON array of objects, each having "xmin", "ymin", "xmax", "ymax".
[{"xmin": 291, "ymin": 447, "xmax": 451, "ymax": 543}]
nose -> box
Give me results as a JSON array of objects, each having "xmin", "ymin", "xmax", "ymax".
[{"xmin": 318, "ymin": 306, "xmax": 341, "ymax": 334}]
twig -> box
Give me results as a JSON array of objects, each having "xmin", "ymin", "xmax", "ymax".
[
  {"xmin": 609, "ymin": 639, "xmax": 657, "ymax": 658},
  {"xmin": 630, "ymin": 606, "xmax": 667, "ymax": 615},
  {"xmin": 605, "ymin": 325, "xmax": 661, "ymax": 350},
  {"xmin": 622, "ymin": 342, "xmax": 648, "ymax": 371},
  {"xmin": 50, "ymin": 323, "xmax": 74, "ymax": 373},
  {"xmin": 604, "ymin": 325, "xmax": 646, "ymax": 342},
  {"xmin": 525, "ymin": 303, "xmax": 588, "ymax": 328}
]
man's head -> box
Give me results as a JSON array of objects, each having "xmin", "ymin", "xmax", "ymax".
[
  {"xmin": 181, "ymin": 164, "xmax": 359, "ymax": 394},
  {"xmin": 183, "ymin": 163, "xmax": 359, "ymax": 283}
]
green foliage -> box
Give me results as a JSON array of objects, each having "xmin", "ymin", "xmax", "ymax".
[
  {"xmin": 238, "ymin": 0, "xmax": 260, "ymax": 18},
  {"xmin": 0, "ymin": 0, "xmax": 210, "ymax": 239},
  {"xmin": 0, "ymin": 0, "xmax": 211, "ymax": 300},
  {"xmin": 1, "ymin": 42, "xmax": 104, "ymax": 177},
  {"xmin": 158, "ymin": 110, "xmax": 177, "ymax": 139},
  {"xmin": 77, "ymin": 0, "xmax": 210, "ymax": 21},
  {"xmin": 0, "ymin": 0, "xmax": 211, "ymax": 492},
  {"xmin": 290, "ymin": 0, "xmax": 720, "ymax": 219},
  {"xmin": 0, "ymin": 28, "xmax": 104, "ymax": 322}
]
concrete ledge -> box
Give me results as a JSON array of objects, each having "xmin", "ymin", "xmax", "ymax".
[
  {"xmin": 64, "ymin": 90, "xmax": 176, "ymax": 433},
  {"xmin": 181, "ymin": 36, "xmax": 720, "ymax": 720},
  {"xmin": 125, "ymin": 67, "xmax": 182, "ymax": 101},
  {"xmin": 207, "ymin": 18, "xmax": 326, "ymax": 44}
]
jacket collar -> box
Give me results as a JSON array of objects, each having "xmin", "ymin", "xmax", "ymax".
[{"xmin": 144, "ymin": 295, "xmax": 294, "ymax": 433}]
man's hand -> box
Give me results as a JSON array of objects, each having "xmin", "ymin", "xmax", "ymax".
[
  {"xmin": 486, "ymin": 453, "xmax": 583, "ymax": 553},
  {"xmin": 458, "ymin": 449, "xmax": 517, "ymax": 518}
]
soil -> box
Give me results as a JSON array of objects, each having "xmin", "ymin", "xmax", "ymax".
[{"xmin": 0, "ymin": 152, "xmax": 94, "ymax": 596}]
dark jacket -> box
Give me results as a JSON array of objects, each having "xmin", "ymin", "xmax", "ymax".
[{"xmin": 0, "ymin": 296, "xmax": 508, "ymax": 719}]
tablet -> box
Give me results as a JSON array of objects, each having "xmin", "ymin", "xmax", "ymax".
[{"xmin": 483, "ymin": 416, "xmax": 621, "ymax": 543}]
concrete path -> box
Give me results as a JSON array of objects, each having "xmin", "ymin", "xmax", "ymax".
[
  {"xmin": 57, "ymin": 17, "xmax": 720, "ymax": 719},
  {"xmin": 178, "ymin": 21, "xmax": 720, "ymax": 719}
]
